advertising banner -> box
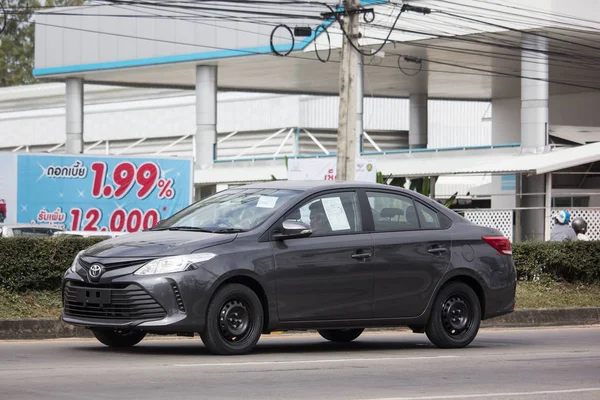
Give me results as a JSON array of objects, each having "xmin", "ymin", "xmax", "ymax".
[
  {"xmin": 0, "ymin": 153, "xmax": 18, "ymax": 224},
  {"xmin": 287, "ymin": 158, "xmax": 376, "ymax": 182},
  {"xmin": 15, "ymin": 154, "xmax": 193, "ymax": 233}
]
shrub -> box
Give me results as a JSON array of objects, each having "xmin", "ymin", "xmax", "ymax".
[
  {"xmin": 512, "ymin": 241, "xmax": 600, "ymax": 284},
  {"xmin": 0, "ymin": 236, "xmax": 106, "ymax": 292},
  {"xmin": 0, "ymin": 237, "xmax": 599, "ymax": 293}
]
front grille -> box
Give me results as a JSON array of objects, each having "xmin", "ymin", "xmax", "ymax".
[
  {"xmin": 79, "ymin": 258, "xmax": 149, "ymax": 272},
  {"xmin": 63, "ymin": 281, "xmax": 167, "ymax": 320}
]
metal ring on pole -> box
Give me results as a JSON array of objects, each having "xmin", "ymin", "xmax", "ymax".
[
  {"xmin": 314, "ymin": 24, "xmax": 331, "ymax": 63},
  {"xmin": 363, "ymin": 9, "xmax": 375, "ymax": 24},
  {"xmin": 0, "ymin": 2, "xmax": 7, "ymax": 36},
  {"xmin": 270, "ymin": 24, "xmax": 295, "ymax": 57},
  {"xmin": 397, "ymin": 55, "xmax": 423, "ymax": 76}
]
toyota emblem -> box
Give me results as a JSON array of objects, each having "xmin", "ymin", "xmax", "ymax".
[{"xmin": 89, "ymin": 264, "xmax": 103, "ymax": 280}]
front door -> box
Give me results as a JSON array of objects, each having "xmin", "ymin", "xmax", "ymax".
[
  {"xmin": 365, "ymin": 190, "xmax": 452, "ymax": 318},
  {"xmin": 273, "ymin": 190, "xmax": 374, "ymax": 321}
]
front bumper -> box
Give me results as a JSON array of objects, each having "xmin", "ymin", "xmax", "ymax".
[{"xmin": 61, "ymin": 270, "xmax": 209, "ymax": 333}]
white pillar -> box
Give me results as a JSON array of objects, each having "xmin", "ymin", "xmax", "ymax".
[
  {"xmin": 544, "ymin": 172, "xmax": 552, "ymax": 241},
  {"xmin": 65, "ymin": 78, "xmax": 84, "ymax": 154},
  {"xmin": 521, "ymin": 36, "xmax": 549, "ymax": 154},
  {"xmin": 520, "ymin": 35, "xmax": 549, "ymax": 241},
  {"xmin": 409, "ymin": 94, "xmax": 427, "ymax": 149},
  {"xmin": 195, "ymin": 65, "xmax": 217, "ymax": 170}
]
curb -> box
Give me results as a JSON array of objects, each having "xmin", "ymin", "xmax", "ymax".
[{"xmin": 1, "ymin": 307, "xmax": 599, "ymax": 340}]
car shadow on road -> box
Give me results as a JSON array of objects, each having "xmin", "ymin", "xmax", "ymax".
[{"xmin": 70, "ymin": 334, "xmax": 491, "ymax": 357}]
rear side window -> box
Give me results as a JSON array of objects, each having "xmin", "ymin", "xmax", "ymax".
[
  {"xmin": 366, "ymin": 191, "xmax": 419, "ymax": 231},
  {"xmin": 415, "ymin": 202, "xmax": 452, "ymax": 230}
]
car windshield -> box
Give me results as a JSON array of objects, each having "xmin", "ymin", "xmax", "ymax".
[{"xmin": 154, "ymin": 188, "xmax": 300, "ymax": 232}]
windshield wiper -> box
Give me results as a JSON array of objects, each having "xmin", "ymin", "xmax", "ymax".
[
  {"xmin": 166, "ymin": 226, "xmax": 216, "ymax": 233},
  {"xmin": 212, "ymin": 228, "xmax": 248, "ymax": 233}
]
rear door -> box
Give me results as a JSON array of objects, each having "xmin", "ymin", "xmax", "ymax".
[{"xmin": 364, "ymin": 190, "xmax": 452, "ymax": 318}]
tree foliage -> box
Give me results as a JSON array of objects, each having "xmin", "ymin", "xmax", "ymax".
[{"xmin": 0, "ymin": 0, "xmax": 86, "ymax": 87}]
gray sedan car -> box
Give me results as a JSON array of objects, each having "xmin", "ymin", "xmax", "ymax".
[{"xmin": 62, "ymin": 181, "xmax": 516, "ymax": 355}]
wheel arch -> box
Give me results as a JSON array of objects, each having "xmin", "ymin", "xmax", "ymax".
[
  {"xmin": 434, "ymin": 270, "xmax": 488, "ymax": 319},
  {"xmin": 207, "ymin": 271, "xmax": 271, "ymax": 333}
]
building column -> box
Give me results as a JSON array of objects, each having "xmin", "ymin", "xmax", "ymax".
[
  {"xmin": 65, "ymin": 78, "xmax": 84, "ymax": 154},
  {"xmin": 356, "ymin": 55, "xmax": 364, "ymax": 159},
  {"xmin": 519, "ymin": 35, "xmax": 549, "ymax": 241},
  {"xmin": 409, "ymin": 94, "xmax": 427, "ymax": 149},
  {"xmin": 195, "ymin": 65, "xmax": 217, "ymax": 170}
]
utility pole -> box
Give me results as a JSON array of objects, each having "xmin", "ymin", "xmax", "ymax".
[{"xmin": 336, "ymin": 0, "xmax": 360, "ymax": 181}]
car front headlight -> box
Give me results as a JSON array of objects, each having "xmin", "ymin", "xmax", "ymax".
[
  {"xmin": 68, "ymin": 250, "xmax": 85, "ymax": 274},
  {"xmin": 134, "ymin": 253, "xmax": 217, "ymax": 276}
]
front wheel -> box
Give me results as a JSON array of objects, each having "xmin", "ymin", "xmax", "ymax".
[
  {"xmin": 91, "ymin": 328, "xmax": 146, "ymax": 347},
  {"xmin": 425, "ymin": 282, "xmax": 481, "ymax": 349},
  {"xmin": 318, "ymin": 328, "xmax": 364, "ymax": 342},
  {"xmin": 200, "ymin": 283, "xmax": 263, "ymax": 355}
]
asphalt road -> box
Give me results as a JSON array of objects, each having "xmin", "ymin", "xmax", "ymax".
[{"xmin": 1, "ymin": 326, "xmax": 600, "ymax": 400}]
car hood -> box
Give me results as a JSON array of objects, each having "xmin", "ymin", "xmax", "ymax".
[{"xmin": 82, "ymin": 230, "xmax": 237, "ymax": 258}]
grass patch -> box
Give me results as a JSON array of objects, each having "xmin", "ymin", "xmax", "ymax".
[
  {"xmin": 0, "ymin": 288, "xmax": 62, "ymax": 319},
  {"xmin": 1, "ymin": 282, "xmax": 600, "ymax": 319},
  {"xmin": 516, "ymin": 281, "xmax": 600, "ymax": 309}
]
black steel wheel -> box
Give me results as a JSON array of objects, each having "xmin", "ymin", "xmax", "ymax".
[
  {"xmin": 425, "ymin": 282, "xmax": 481, "ymax": 348},
  {"xmin": 318, "ymin": 328, "xmax": 364, "ymax": 343},
  {"xmin": 91, "ymin": 328, "xmax": 146, "ymax": 347},
  {"xmin": 0, "ymin": 212, "xmax": 4, "ymax": 223},
  {"xmin": 200, "ymin": 283, "xmax": 263, "ymax": 355}
]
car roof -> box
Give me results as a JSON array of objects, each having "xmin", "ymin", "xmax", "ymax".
[{"xmin": 240, "ymin": 180, "xmax": 395, "ymax": 191}]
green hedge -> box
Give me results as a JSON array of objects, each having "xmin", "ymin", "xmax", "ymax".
[
  {"xmin": 0, "ymin": 237, "xmax": 105, "ymax": 292},
  {"xmin": 0, "ymin": 237, "xmax": 599, "ymax": 293},
  {"xmin": 512, "ymin": 241, "xmax": 600, "ymax": 284}
]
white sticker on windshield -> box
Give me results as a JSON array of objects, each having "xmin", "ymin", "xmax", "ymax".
[
  {"xmin": 257, "ymin": 195, "xmax": 278, "ymax": 209},
  {"xmin": 321, "ymin": 197, "xmax": 351, "ymax": 231}
]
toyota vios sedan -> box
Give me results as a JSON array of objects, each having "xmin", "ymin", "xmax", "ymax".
[{"xmin": 62, "ymin": 181, "xmax": 516, "ymax": 355}]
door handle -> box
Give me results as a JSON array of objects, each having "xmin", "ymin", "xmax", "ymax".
[
  {"xmin": 351, "ymin": 251, "xmax": 372, "ymax": 260},
  {"xmin": 428, "ymin": 246, "xmax": 448, "ymax": 255}
]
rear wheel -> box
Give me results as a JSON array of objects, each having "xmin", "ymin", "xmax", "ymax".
[
  {"xmin": 91, "ymin": 328, "xmax": 146, "ymax": 347},
  {"xmin": 200, "ymin": 283, "xmax": 263, "ymax": 355},
  {"xmin": 318, "ymin": 328, "xmax": 364, "ymax": 342},
  {"xmin": 425, "ymin": 282, "xmax": 481, "ymax": 348},
  {"xmin": 0, "ymin": 211, "xmax": 5, "ymax": 223}
]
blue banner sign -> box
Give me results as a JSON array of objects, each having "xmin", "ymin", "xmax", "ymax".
[{"xmin": 16, "ymin": 154, "xmax": 193, "ymax": 233}]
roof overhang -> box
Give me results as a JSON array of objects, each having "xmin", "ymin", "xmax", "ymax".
[
  {"xmin": 195, "ymin": 142, "xmax": 600, "ymax": 184},
  {"xmin": 376, "ymin": 142, "xmax": 600, "ymax": 177},
  {"xmin": 32, "ymin": 1, "xmax": 600, "ymax": 100}
]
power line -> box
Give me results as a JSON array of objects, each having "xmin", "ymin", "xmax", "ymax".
[{"xmin": 31, "ymin": 17, "xmax": 600, "ymax": 93}]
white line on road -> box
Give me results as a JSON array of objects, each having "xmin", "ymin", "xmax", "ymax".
[
  {"xmin": 362, "ymin": 387, "xmax": 600, "ymax": 400},
  {"xmin": 174, "ymin": 355, "xmax": 458, "ymax": 368}
]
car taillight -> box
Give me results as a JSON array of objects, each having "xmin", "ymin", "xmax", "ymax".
[{"xmin": 482, "ymin": 236, "xmax": 512, "ymax": 255}]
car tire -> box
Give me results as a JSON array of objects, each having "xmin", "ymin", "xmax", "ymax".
[
  {"xmin": 91, "ymin": 328, "xmax": 146, "ymax": 347},
  {"xmin": 317, "ymin": 328, "xmax": 364, "ymax": 342},
  {"xmin": 200, "ymin": 283, "xmax": 263, "ymax": 355},
  {"xmin": 425, "ymin": 281, "xmax": 481, "ymax": 349},
  {"xmin": 0, "ymin": 212, "xmax": 4, "ymax": 223}
]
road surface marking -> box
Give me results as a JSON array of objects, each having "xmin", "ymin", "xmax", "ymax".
[
  {"xmin": 362, "ymin": 387, "xmax": 600, "ymax": 400},
  {"xmin": 174, "ymin": 355, "xmax": 458, "ymax": 367}
]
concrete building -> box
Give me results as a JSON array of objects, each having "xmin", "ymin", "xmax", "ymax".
[{"xmin": 14, "ymin": 0, "xmax": 600, "ymax": 241}]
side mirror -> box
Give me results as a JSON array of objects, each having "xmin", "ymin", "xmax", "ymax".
[{"xmin": 272, "ymin": 220, "xmax": 313, "ymax": 240}]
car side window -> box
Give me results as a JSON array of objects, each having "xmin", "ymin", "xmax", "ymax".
[
  {"xmin": 286, "ymin": 192, "xmax": 362, "ymax": 236},
  {"xmin": 366, "ymin": 191, "xmax": 420, "ymax": 231},
  {"xmin": 415, "ymin": 201, "xmax": 442, "ymax": 229}
]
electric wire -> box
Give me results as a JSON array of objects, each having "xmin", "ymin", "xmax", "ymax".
[{"xmin": 7, "ymin": 0, "xmax": 600, "ymax": 92}]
